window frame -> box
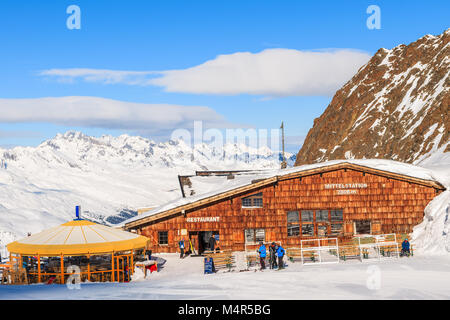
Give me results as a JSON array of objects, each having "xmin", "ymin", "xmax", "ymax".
[
  {"xmin": 241, "ymin": 192, "xmax": 263, "ymax": 208},
  {"xmin": 158, "ymin": 231, "xmax": 169, "ymax": 245},
  {"xmin": 354, "ymin": 220, "xmax": 371, "ymax": 235},
  {"xmin": 287, "ymin": 211, "xmax": 300, "ymax": 237},
  {"xmin": 244, "ymin": 228, "xmax": 266, "ymax": 244},
  {"xmin": 298, "ymin": 209, "xmax": 344, "ymax": 238}
]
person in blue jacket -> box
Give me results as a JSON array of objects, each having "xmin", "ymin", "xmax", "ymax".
[
  {"xmin": 276, "ymin": 244, "xmax": 286, "ymax": 269},
  {"xmin": 178, "ymin": 239, "xmax": 185, "ymax": 259},
  {"xmin": 257, "ymin": 242, "xmax": 266, "ymax": 270},
  {"xmin": 401, "ymin": 238, "xmax": 410, "ymax": 257}
]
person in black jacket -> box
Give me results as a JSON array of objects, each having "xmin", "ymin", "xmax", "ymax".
[
  {"xmin": 208, "ymin": 235, "xmax": 217, "ymax": 251},
  {"xmin": 269, "ymin": 242, "xmax": 277, "ymax": 269}
]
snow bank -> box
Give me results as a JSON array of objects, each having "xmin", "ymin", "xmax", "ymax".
[
  {"xmin": 412, "ymin": 191, "xmax": 450, "ymax": 255},
  {"xmin": 412, "ymin": 162, "xmax": 450, "ymax": 255}
]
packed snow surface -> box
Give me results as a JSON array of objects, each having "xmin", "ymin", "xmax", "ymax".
[{"xmin": 1, "ymin": 253, "xmax": 450, "ymax": 300}]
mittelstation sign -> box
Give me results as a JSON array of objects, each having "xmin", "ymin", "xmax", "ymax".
[{"xmin": 324, "ymin": 183, "xmax": 368, "ymax": 195}]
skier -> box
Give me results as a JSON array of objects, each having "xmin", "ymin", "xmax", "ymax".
[
  {"xmin": 257, "ymin": 242, "xmax": 266, "ymax": 270},
  {"xmin": 269, "ymin": 242, "xmax": 278, "ymax": 269},
  {"xmin": 276, "ymin": 244, "xmax": 286, "ymax": 269},
  {"xmin": 179, "ymin": 239, "xmax": 185, "ymax": 259},
  {"xmin": 401, "ymin": 238, "xmax": 410, "ymax": 257}
]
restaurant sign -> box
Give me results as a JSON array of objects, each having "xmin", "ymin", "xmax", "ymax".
[{"xmin": 186, "ymin": 217, "xmax": 220, "ymax": 223}]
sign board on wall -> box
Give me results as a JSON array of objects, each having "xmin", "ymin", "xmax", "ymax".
[
  {"xmin": 186, "ymin": 217, "xmax": 220, "ymax": 223},
  {"xmin": 324, "ymin": 183, "xmax": 368, "ymax": 195}
]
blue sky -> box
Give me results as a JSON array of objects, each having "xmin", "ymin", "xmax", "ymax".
[{"xmin": 0, "ymin": 0, "xmax": 448, "ymax": 152}]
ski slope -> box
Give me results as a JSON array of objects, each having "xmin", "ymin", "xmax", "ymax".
[{"xmin": 1, "ymin": 253, "xmax": 450, "ymax": 299}]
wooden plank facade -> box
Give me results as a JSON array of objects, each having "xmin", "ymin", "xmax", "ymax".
[{"xmin": 125, "ymin": 164, "xmax": 445, "ymax": 253}]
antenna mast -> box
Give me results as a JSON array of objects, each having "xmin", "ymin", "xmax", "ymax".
[{"xmin": 280, "ymin": 121, "xmax": 287, "ymax": 169}]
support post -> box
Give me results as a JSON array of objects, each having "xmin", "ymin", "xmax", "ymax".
[
  {"xmin": 60, "ymin": 254, "xmax": 64, "ymax": 285},
  {"xmin": 87, "ymin": 254, "xmax": 91, "ymax": 282},
  {"xmin": 111, "ymin": 253, "xmax": 115, "ymax": 282},
  {"xmin": 37, "ymin": 255, "xmax": 41, "ymax": 283},
  {"xmin": 130, "ymin": 252, "xmax": 134, "ymax": 277}
]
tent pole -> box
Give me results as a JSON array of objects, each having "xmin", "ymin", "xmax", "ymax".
[
  {"xmin": 37, "ymin": 255, "xmax": 41, "ymax": 283},
  {"xmin": 60, "ymin": 254, "xmax": 64, "ymax": 285},
  {"xmin": 130, "ymin": 251, "xmax": 134, "ymax": 277},
  {"xmin": 87, "ymin": 254, "xmax": 90, "ymax": 282},
  {"xmin": 111, "ymin": 252, "xmax": 115, "ymax": 282}
]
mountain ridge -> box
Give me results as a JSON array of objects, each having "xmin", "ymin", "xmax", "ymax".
[
  {"xmin": 0, "ymin": 131, "xmax": 293, "ymax": 246},
  {"xmin": 295, "ymin": 29, "xmax": 449, "ymax": 166}
]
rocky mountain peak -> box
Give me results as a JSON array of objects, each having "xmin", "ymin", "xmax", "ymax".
[{"xmin": 295, "ymin": 29, "xmax": 449, "ymax": 166}]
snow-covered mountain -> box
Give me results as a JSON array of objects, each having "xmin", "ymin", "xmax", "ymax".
[
  {"xmin": 0, "ymin": 131, "xmax": 293, "ymax": 249},
  {"xmin": 295, "ymin": 29, "xmax": 449, "ymax": 166}
]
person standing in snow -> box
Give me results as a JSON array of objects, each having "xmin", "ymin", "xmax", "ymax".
[
  {"xmin": 276, "ymin": 244, "xmax": 286, "ymax": 269},
  {"xmin": 269, "ymin": 242, "xmax": 278, "ymax": 269},
  {"xmin": 208, "ymin": 235, "xmax": 216, "ymax": 251},
  {"xmin": 178, "ymin": 239, "xmax": 185, "ymax": 259},
  {"xmin": 257, "ymin": 242, "xmax": 266, "ymax": 270},
  {"xmin": 401, "ymin": 238, "xmax": 410, "ymax": 257}
]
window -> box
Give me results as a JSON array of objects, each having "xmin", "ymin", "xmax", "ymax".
[
  {"xmin": 316, "ymin": 210, "xmax": 329, "ymax": 222},
  {"xmin": 331, "ymin": 210, "xmax": 343, "ymax": 221},
  {"xmin": 355, "ymin": 220, "xmax": 371, "ymax": 234},
  {"xmin": 242, "ymin": 193, "xmax": 263, "ymax": 208},
  {"xmin": 245, "ymin": 228, "xmax": 265, "ymax": 243},
  {"xmin": 301, "ymin": 210, "xmax": 314, "ymax": 222},
  {"xmin": 317, "ymin": 225, "xmax": 328, "ymax": 237},
  {"xmin": 158, "ymin": 231, "xmax": 168, "ymax": 245},
  {"xmin": 302, "ymin": 224, "xmax": 314, "ymax": 236},
  {"xmin": 330, "ymin": 223, "xmax": 343, "ymax": 236},
  {"xmin": 287, "ymin": 211, "xmax": 300, "ymax": 237}
]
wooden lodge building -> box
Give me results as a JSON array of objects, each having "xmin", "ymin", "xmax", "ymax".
[{"xmin": 123, "ymin": 160, "xmax": 445, "ymax": 254}]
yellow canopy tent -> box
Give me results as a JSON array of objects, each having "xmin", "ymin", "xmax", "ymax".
[{"xmin": 6, "ymin": 219, "xmax": 150, "ymax": 284}]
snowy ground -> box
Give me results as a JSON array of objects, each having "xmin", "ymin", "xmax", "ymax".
[{"xmin": 1, "ymin": 253, "xmax": 450, "ymax": 300}]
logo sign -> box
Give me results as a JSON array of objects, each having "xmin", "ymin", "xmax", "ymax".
[
  {"xmin": 186, "ymin": 217, "xmax": 220, "ymax": 223},
  {"xmin": 324, "ymin": 183, "xmax": 368, "ymax": 195}
]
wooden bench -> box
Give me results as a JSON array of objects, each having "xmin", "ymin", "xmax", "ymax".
[
  {"xmin": 286, "ymin": 248, "xmax": 302, "ymax": 262},
  {"xmin": 204, "ymin": 250, "xmax": 235, "ymax": 271},
  {"xmin": 339, "ymin": 246, "xmax": 362, "ymax": 261}
]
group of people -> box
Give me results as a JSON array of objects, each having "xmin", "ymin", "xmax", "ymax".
[
  {"xmin": 178, "ymin": 235, "xmax": 220, "ymax": 259},
  {"xmin": 257, "ymin": 242, "xmax": 285, "ymax": 270}
]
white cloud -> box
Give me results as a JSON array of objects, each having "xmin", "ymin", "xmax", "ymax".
[
  {"xmin": 40, "ymin": 49, "xmax": 371, "ymax": 96},
  {"xmin": 0, "ymin": 96, "xmax": 232, "ymax": 133},
  {"xmin": 40, "ymin": 69, "xmax": 156, "ymax": 85}
]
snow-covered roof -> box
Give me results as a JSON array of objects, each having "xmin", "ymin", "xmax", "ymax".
[{"xmin": 123, "ymin": 159, "xmax": 446, "ymax": 228}]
